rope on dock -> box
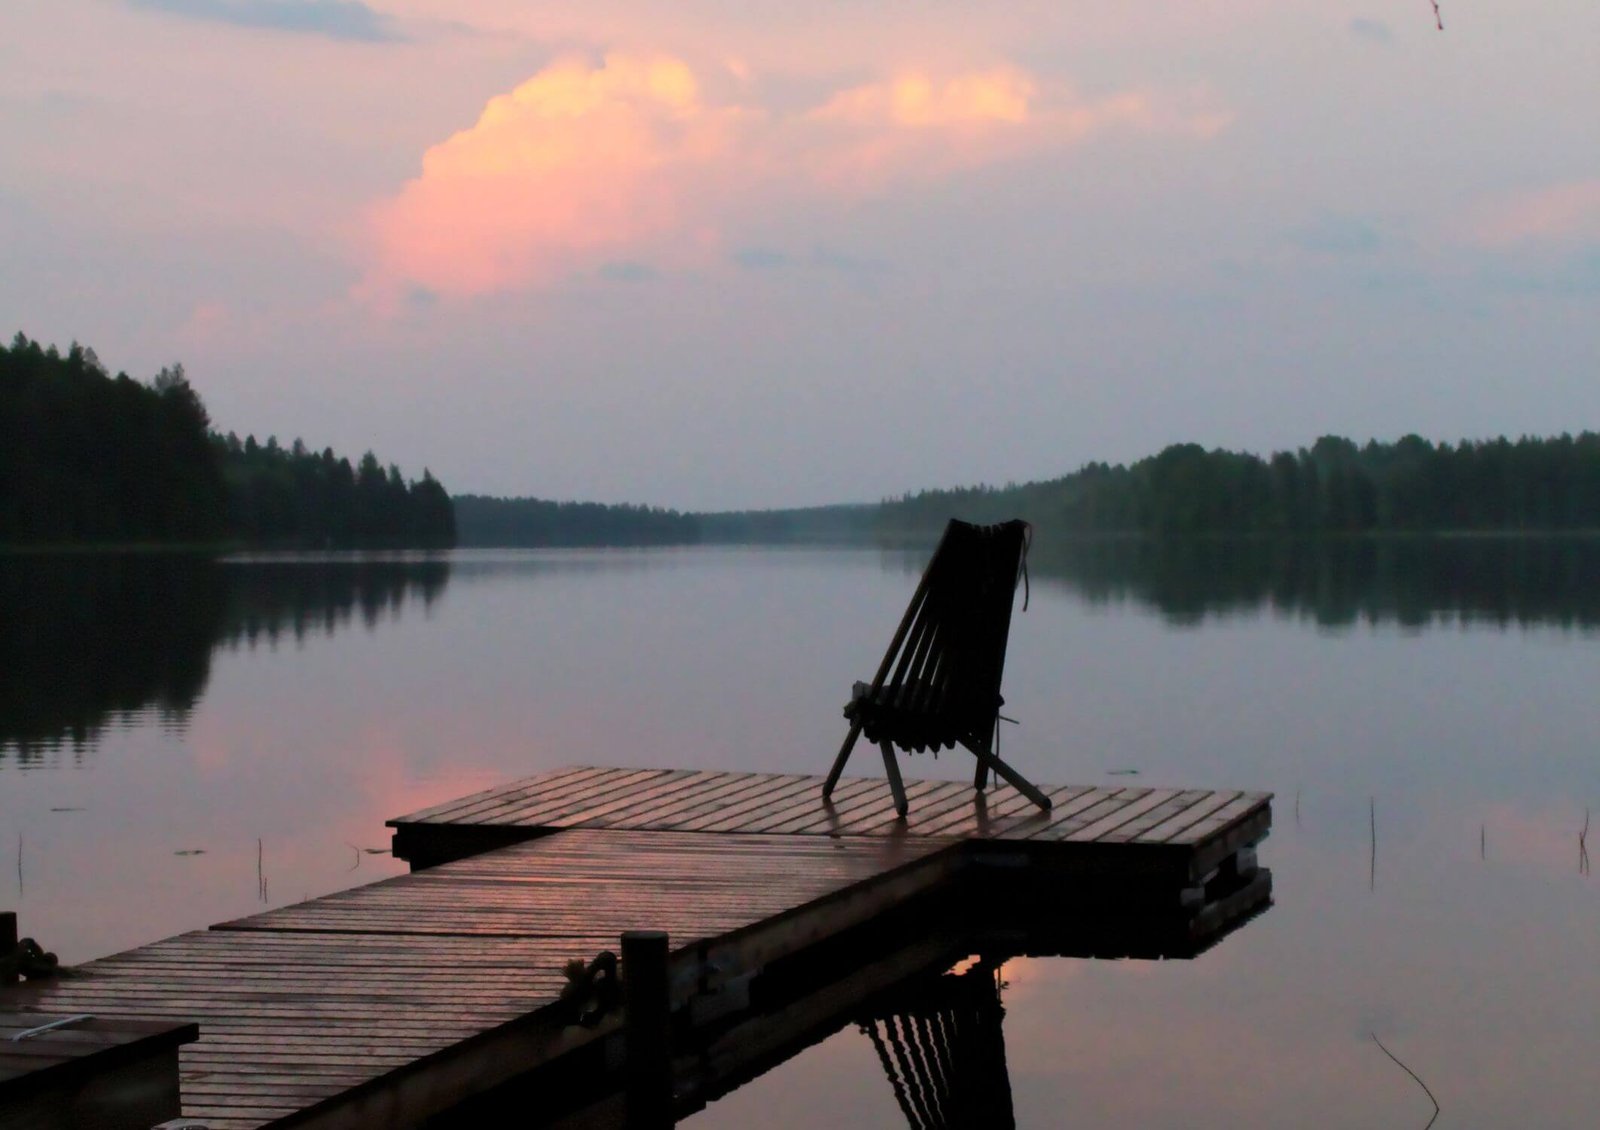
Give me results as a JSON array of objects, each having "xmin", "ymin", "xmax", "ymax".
[{"xmin": 559, "ymin": 950, "xmax": 620, "ymax": 1027}]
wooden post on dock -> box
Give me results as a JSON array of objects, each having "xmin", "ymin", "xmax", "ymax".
[
  {"xmin": 1, "ymin": 912, "xmax": 16, "ymax": 986},
  {"xmin": 622, "ymin": 929, "xmax": 673, "ymax": 1129}
]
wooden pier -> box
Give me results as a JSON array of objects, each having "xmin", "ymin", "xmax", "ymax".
[{"xmin": 2, "ymin": 766, "xmax": 1272, "ymax": 1127}]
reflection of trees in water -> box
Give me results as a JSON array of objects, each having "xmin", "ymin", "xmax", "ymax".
[
  {"xmin": 219, "ymin": 556, "xmax": 450, "ymax": 647},
  {"xmin": 1026, "ymin": 536, "xmax": 1600, "ymax": 629},
  {"xmin": 0, "ymin": 554, "xmax": 450, "ymax": 764}
]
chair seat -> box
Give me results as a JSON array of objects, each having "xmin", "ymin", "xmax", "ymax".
[{"xmin": 844, "ymin": 680, "xmax": 1001, "ymax": 755}]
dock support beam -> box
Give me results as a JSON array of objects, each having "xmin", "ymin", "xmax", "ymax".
[
  {"xmin": 1, "ymin": 912, "xmax": 16, "ymax": 986},
  {"xmin": 623, "ymin": 929, "xmax": 673, "ymax": 1129}
]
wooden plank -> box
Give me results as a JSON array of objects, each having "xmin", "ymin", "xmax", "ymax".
[
  {"xmin": 1024, "ymin": 788, "xmax": 1145, "ymax": 841},
  {"xmin": 910, "ymin": 783, "xmax": 1037, "ymax": 837},
  {"xmin": 775, "ymin": 777, "xmax": 947, "ymax": 834},
  {"xmin": 656, "ymin": 771, "xmax": 819, "ymax": 832},
  {"xmin": 666, "ymin": 774, "xmax": 819, "ymax": 833},
  {"xmin": 971, "ymin": 783, "xmax": 1098, "ymax": 838},
  {"xmin": 623, "ymin": 772, "xmax": 786, "ymax": 830},
  {"xmin": 403, "ymin": 765, "xmax": 616, "ymax": 826},
  {"xmin": 996, "ymin": 786, "xmax": 1122, "ymax": 841},
  {"xmin": 393, "ymin": 765, "xmax": 591, "ymax": 824},
  {"xmin": 1171, "ymin": 791, "xmax": 1271, "ymax": 844},
  {"xmin": 463, "ymin": 767, "xmax": 676, "ymax": 827},
  {"xmin": 1066, "ymin": 788, "xmax": 1183, "ymax": 842},
  {"xmin": 563, "ymin": 769, "xmax": 729, "ymax": 827},
  {"xmin": 850, "ymin": 780, "xmax": 974, "ymax": 837},
  {"xmin": 718, "ymin": 775, "xmax": 880, "ymax": 833},
  {"xmin": 1096, "ymin": 789, "xmax": 1215, "ymax": 844},
  {"xmin": 427, "ymin": 765, "xmax": 643, "ymax": 827},
  {"xmin": 1142, "ymin": 790, "xmax": 1243, "ymax": 844}
]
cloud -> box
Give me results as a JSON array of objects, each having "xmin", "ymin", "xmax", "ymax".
[
  {"xmin": 810, "ymin": 246, "xmax": 887, "ymax": 277},
  {"xmin": 810, "ymin": 69, "xmax": 1034, "ymax": 128},
  {"xmin": 801, "ymin": 71, "xmax": 1227, "ymax": 190},
  {"xmin": 1292, "ymin": 212, "xmax": 1383, "ymax": 255},
  {"xmin": 1466, "ymin": 181, "xmax": 1600, "ymax": 247},
  {"xmin": 359, "ymin": 53, "xmax": 1229, "ymax": 302},
  {"xmin": 361, "ymin": 53, "xmax": 749, "ymax": 302},
  {"xmin": 1474, "ymin": 248, "xmax": 1600, "ymax": 297},
  {"xmin": 598, "ymin": 260, "xmax": 660, "ymax": 283},
  {"xmin": 1348, "ymin": 18, "xmax": 1394, "ymax": 44},
  {"xmin": 732, "ymin": 248, "xmax": 789, "ymax": 270},
  {"xmin": 127, "ymin": 0, "xmax": 401, "ymax": 43}
]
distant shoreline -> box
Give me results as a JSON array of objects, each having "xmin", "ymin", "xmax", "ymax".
[{"xmin": 10, "ymin": 528, "xmax": 1600, "ymax": 555}]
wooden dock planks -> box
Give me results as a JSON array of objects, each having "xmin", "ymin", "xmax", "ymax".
[
  {"xmin": 4, "ymin": 765, "xmax": 1272, "ymax": 1127},
  {"xmin": 390, "ymin": 767, "xmax": 1271, "ymax": 864},
  {"xmin": 3, "ymin": 830, "xmax": 957, "ymax": 1129}
]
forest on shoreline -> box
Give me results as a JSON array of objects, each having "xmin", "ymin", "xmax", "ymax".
[
  {"xmin": 8, "ymin": 333, "xmax": 1597, "ymax": 551},
  {"xmin": 874, "ymin": 432, "xmax": 1600, "ymax": 541},
  {"xmin": 1, "ymin": 334, "xmax": 455, "ymax": 549},
  {"xmin": 459, "ymin": 433, "xmax": 1600, "ymax": 548}
]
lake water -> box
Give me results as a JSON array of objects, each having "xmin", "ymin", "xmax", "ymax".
[{"xmin": 2, "ymin": 542, "xmax": 1597, "ymax": 1127}]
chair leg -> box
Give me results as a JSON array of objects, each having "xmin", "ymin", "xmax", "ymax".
[
  {"xmin": 973, "ymin": 756, "xmax": 989, "ymax": 791},
  {"xmin": 972, "ymin": 750, "xmax": 1052, "ymax": 812},
  {"xmin": 823, "ymin": 721, "xmax": 863, "ymax": 800},
  {"xmin": 878, "ymin": 741, "xmax": 908, "ymax": 818}
]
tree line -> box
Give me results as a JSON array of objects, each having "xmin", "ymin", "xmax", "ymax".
[
  {"xmin": 218, "ymin": 432, "xmax": 454, "ymax": 549},
  {"xmin": 877, "ymin": 433, "xmax": 1600, "ymax": 540},
  {"xmin": 452, "ymin": 495, "xmax": 697, "ymax": 547},
  {"xmin": 0, "ymin": 334, "xmax": 455, "ymax": 548},
  {"xmin": 450, "ymin": 496, "xmax": 886, "ymax": 547}
]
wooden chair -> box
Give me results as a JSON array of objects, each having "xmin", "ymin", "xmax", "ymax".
[{"xmin": 822, "ymin": 519, "xmax": 1052, "ymax": 817}]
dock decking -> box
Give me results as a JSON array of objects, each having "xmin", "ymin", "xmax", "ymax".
[
  {"xmin": 3, "ymin": 766, "xmax": 1272, "ymax": 1127},
  {"xmin": 389, "ymin": 765, "xmax": 1270, "ymax": 884}
]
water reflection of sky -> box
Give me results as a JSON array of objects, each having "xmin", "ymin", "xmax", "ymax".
[{"xmin": 3, "ymin": 546, "xmax": 1597, "ymax": 1126}]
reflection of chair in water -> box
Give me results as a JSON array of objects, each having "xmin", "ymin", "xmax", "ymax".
[
  {"xmin": 823, "ymin": 518, "xmax": 1052, "ymax": 817},
  {"xmin": 859, "ymin": 959, "xmax": 1016, "ymax": 1130}
]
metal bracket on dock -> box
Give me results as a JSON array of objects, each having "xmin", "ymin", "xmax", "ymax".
[{"xmin": 8, "ymin": 1014, "xmax": 96, "ymax": 1042}]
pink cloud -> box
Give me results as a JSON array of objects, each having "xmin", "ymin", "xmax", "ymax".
[
  {"xmin": 359, "ymin": 54, "xmax": 752, "ymax": 303},
  {"xmin": 358, "ymin": 54, "xmax": 1230, "ymax": 302},
  {"xmin": 812, "ymin": 69, "xmax": 1035, "ymax": 128},
  {"xmin": 1466, "ymin": 180, "xmax": 1600, "ymax": 247}
]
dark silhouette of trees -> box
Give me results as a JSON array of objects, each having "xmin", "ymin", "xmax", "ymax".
[
  {"xmin": 453, "ymin": 495, "xmax": 698, "ymax": 547},
  {"xmin": 877, "ymin": 433, "xmax": 1600, "ymax": 540},
  {"xmin": 1, "ymin": 335, "xmax": 229, "ymax": 543},
  {"xmin": 452, "ymin": 497, "xmax": 890, "ymax": 547},
  {"xmin": 219, "ymin": 434, "xmax": 456, "ymax": 548},
  {"xmin": 1, "ymin": 333, "xmax": 456, "ymax": 549}
]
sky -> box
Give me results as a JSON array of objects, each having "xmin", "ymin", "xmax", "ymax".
[{"xmin": 3, "ymin": 2, "xmax": 1597, "ymax": 509}]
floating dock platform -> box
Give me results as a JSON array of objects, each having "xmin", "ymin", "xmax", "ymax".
[{"xmin": 2, "ymin": 767, "xmax": 1272, "ymax": 1127}]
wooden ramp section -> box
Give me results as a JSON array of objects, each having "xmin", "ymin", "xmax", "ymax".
[
  {"xmin": 390, "ymin": 765, "xmax": 1271, "ymax": 885},
  {"xmin": 4, "ymin": 831, "xmax": 956, "ymax": 1129}
]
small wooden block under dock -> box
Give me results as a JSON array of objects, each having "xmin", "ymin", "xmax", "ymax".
[{"xmin": 3, "ymin": 767, "xmax": 1272, "ymax": 1127}]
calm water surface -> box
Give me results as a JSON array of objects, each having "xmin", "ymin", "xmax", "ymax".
[{"xmin": 2, "ymin": 543, "xmax": 1597, "ymax": 1127}]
